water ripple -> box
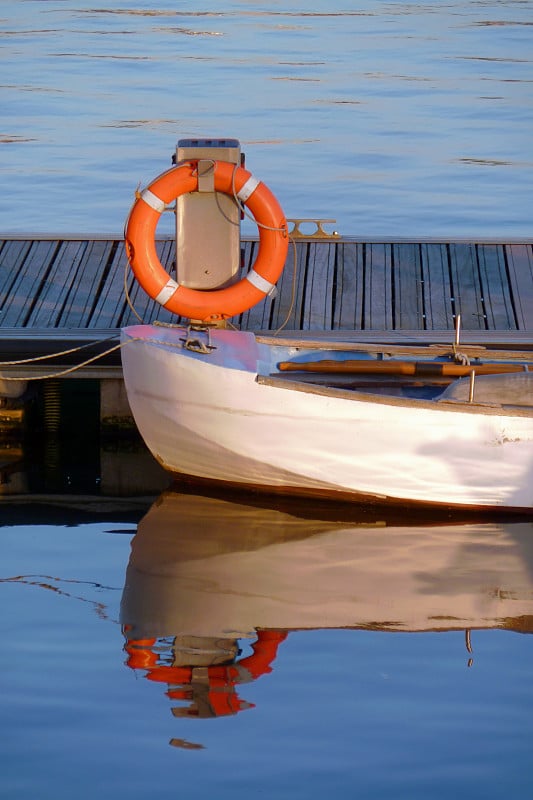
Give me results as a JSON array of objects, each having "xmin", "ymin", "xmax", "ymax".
[{"xmin": 1, "ymin": 1, "xmax": 532, "ymax": 238}]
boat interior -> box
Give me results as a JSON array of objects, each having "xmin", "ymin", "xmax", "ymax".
[{"xmin": 255, "ymin": 335, "xmax": 533, "ymax": 407}]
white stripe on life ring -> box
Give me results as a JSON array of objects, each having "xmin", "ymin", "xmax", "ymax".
[
  {"xmin": 141, "ymin": 188, "xmax": 166, "ymax": 214},
  {"xmin": 237, "ymin": 175, "xmax": 260, "ymax": 203},
  {"xmin": 155, "ymin": 278, "xmax": 180, "ymax": 306},
  {"xmin": 245, "ymin": 268, "xmax": 277, "ymax": 297}
]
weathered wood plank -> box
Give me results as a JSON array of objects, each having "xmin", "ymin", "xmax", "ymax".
[
  {"xmin": 393, "ymin": 243, "xmax": 424, "ymax": 329},
  {"xmin": 506, "ymin": 244, "xmax": 533, "ymax": 330},
  {"xmin": 87, "ymin": 241, "xmax": 129, "ymax": 328},
  {"xmin": 267, "ymin": 240, "xmax": 308, "ymax": 331},
  {"xmin": 476, "ymin": 244, "xmax": 516, "ymax": 329},
  {"xmin": 63, "ymin": 239, "xmax": 117, "ymax": 327},
  {"xmin": 300, "ymin": 242, "xmax": 337, "ymax": 330},
  {"xmin": 25, "ymin": 240, "xmax": 90, "ymax": 328},
  {"xmin": 332, "ymin": 242, "xmax": 364, "ymax": 330},
  {"xmin": 87, "ymin": 240, "xmax": 173, "ymax": 328},
  {"xmin": 0, "ymin": 239, "xmax": 34, "ymax": 309},
  {"xmin": 0, "ymin": 240, "xmax": 59, "ymax": 327},
  {"xmin": 419, "ymin": 244, "xmax": 454, "ymax": 329},
  {"xmin": 364, "ymin": 244, "xmax": 393, "ymax": 329},
  {"xmin": 448, "ymin": 244, "xmax": 485, "ymax": 330}
]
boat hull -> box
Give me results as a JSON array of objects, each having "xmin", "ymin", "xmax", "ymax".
[{"xmin": 121, "ymin": 325, "xmax": 533, "ymax": 511}]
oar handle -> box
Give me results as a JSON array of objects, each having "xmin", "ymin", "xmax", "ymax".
[{"xmin": 277, "ymin": 359, "xmax": 529, "ymax": 377}]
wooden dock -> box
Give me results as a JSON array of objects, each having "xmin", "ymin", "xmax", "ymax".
[
  {"xmin": 2, "ymin": 234, "xmax": 532, "ymax": 337},
  {"xmin": 1, "ymin": 234, "xmax": 532, "ymax": 428}
]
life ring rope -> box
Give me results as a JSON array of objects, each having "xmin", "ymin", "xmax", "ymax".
[
  {"xmin": 230, "ymin": 166, "xmax": 289, "ymax": 234},
  {"xmin": 125, "ymin": 159, "xmax": 288, "ymax": 323}
]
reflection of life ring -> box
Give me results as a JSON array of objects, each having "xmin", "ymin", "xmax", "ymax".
[
  {"xmin": 123, "ymin": 629, "xmax": 287, "ymax": 718},
  {"xmin": 124, "ymin": 160, "xmax": 289, "ymax": 322}
]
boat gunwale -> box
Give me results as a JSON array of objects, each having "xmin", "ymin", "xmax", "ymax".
[
  {"xmin": 257, "ymin": 374, "xmax": 533, "ymax": 418},
  {"xmin": 255, "ymin": 335, "xmax": 533, "ymax": 362},
  {"xmin": 255, "ymin": 330, "xmax": 533, "ymax": 350}
]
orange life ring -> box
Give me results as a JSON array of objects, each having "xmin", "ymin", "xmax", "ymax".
[{"xmin": 125, "ymin": 160, "xmax": 289, "ymax": 322}]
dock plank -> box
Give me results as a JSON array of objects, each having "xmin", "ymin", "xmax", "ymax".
[
  {"xmin": 476, "ymin": 244, "xmax": 516, "ymax": 330},
  {"xmin": 448, "ymin": 244, "xmax": 485, "ymax": 330},
  {"xmin": 25, "ymin": 240, "xmax": 90, "ymax": 328},
  {"xmin": 65, "ymin": 239, "xmax": 118, "ymax": 327},
  {"xmin": 393, "ymin": 243, "xmax": 424, "ymax": 329},
  {"xmin": 364, "ymin": 244, "xmax": 393, "ymax": 329},
  {"xmin": 301, "ymin": 242, "xmax": 337, "ymax": 330},
  {"xmin": 0, "ymin": 239, "xmax": 33, "ymax": 309},
  {"xmin": 419, "ymin": 243, "xmax": 454, "ymax": 329},
  {"xmin": 87, "ymin": 241, "xmax": 130, "ymax": 328},
  {"xmin": 332, "ymin": 242, "xmax": 363, "ymax": 330},
  {"xmin": 506, "ymin": 244, "xmax": 533, "ymax": 330},
  {"xmin": 0, "ymin": 240, "xmax": 59, "ymax": 327},
  {"xmin": 268, "ymin": 240, "xmax": 308, "ymax": 332}
]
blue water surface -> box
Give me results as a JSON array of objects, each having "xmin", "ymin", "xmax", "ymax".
[
  {"xmin": 1, "ymin": 473, "xmax": 533, "ymax": 799},
  {"xmin": 1, "ymin": 0, "xmax": 532, "ymax": 238}
]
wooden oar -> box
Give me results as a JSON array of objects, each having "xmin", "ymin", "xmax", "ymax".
[{"xmin": 277, "ymin": 359, "xmax": 530, "ymax": 377}]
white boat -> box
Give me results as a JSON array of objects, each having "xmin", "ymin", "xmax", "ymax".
[
  {"xmin": 121, "ymin": 323, "xmax": 533, "ymax": 512},
  {"xmin": 121, "ymin": 142, "xmax": 533, "ymax": 512}
]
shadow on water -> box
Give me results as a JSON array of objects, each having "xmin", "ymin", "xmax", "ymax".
[{"xmin": 0, "ymin": 378, "xmax": 170, "ymax": 519}]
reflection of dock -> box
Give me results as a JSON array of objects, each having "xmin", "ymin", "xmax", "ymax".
[
  {"xmin": 1, "ymin": 235, "xmax": 532, "ymax": 431},
  {"xmin": 0, "ymin": 436, "xmax": 169, "ymax": 499}
]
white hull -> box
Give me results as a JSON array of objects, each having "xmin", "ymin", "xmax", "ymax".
[
  {"xmin": 121, "ymin": 490, "xmax": 533, "ymax": 639},
  {"xmin": 121, "ymin": 325, "xmax": 533, "ymax": 510}
]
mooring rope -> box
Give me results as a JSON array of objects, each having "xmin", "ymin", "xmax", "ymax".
[
  {"xmin": 123, "ymin": 252, "xmax": 145, "ymax": 324},
  {"xmin": 0, "ymin": 338, "xmax": 129, "ymax": 382},
  {"xmin": 273, "ymin": 235, "xmax": 298, "ymax": 335},
  {"xmin": 0, "ymin": 335, "xmax": 120, "ymax": 366}
]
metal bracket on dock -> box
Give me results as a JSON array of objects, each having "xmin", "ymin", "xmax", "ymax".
[{"xmin": 286, "ymin": 219, "xmax": 339, "ymax": 239}]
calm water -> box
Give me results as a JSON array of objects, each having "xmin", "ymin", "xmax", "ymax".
[
  {"xmin": 1, "ymin": 1, "xmax": 533, "ymax": 238},
  {"xmin": 2, "ymin": 2, "xmax": 533, "ymax": 797},
  {"xmin": 1, "ymin": 440, "xmax": 533, "ymax": 799}
]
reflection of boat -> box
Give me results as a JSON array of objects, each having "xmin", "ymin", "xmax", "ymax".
[
  {"xmin": 121, "ymin": 489, "xmax": 533, "ymax": 638},
  {"xmin": 121, "ymin": 489, "xmax": 533, "ymax": 718}
]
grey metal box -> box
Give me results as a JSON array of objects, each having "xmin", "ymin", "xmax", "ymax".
[{"xmin": 175, "ymin": 138, "xmax": 241, "ymax": 289}]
